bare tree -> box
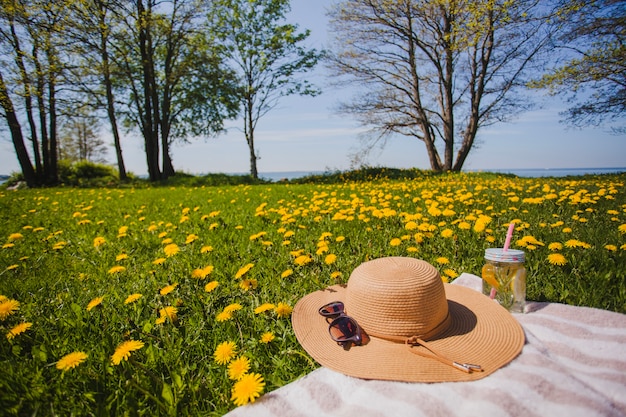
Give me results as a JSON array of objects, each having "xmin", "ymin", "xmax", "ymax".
[
  {"xmin": 327, "ymin": 0, "xmax": 555, "ymax": 172},
  {"xmin": 530, "ymin": 0, "xmax": 625, "ymax": 132},
  {"xmin": 208, "ymin": 0, "xmax": 323, "ymax": 179}
]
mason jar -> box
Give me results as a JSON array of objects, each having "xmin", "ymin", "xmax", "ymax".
[{"xmin": 481, "ymin": 248, "xmax": 526, "ymax": 313}]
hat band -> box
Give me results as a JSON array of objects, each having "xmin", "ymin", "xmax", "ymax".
[{"xmin": 365, "ymin": 312, "xmax": 482, "ymax": 374}]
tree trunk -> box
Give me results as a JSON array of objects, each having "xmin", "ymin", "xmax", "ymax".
[
  {"xmin": 246, "ymin": 101, "xmax": 258, "ymax": 179},
  {"xmin": 138, "ymin": 0, "xmax": 161, "ymax": 181},
  {"xmin": 47, "ymin": 48, "xmax": 59, "ymax": 184},
  {"xmin": 0, "ymin": 71, "xmax": 38, "ymax": 187},
  {"xmin": 98, "ymin": 0, "xmax": 127, "ymax": 180}
]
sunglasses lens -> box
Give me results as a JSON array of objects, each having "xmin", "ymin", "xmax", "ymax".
[
  {"xmin": 319, "ymin": 301, "xmax": 344, "ymax": 317},
  {"xmin": 329, "ymin": 316, "xmax": 361, "ymax": 345}
]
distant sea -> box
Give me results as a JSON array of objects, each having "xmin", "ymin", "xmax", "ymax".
[
  {"xmin": 1, "ymin": 167, "xmax": 625, "ymax": 184},
  {"xmin": 258, "ymin": 167, "xmax": 626, "ymax": 181}
]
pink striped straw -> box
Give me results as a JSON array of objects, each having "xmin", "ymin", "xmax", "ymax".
[{"xmin": 503, "ymin": 223, "xmax": 515, "ymax": 251}]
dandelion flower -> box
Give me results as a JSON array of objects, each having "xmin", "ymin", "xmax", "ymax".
[
  {"xmin": 2, "ymin": 243, "xmax": 14, "ymax": 249},
  {"xmin": 548, "ymin": 242, "xmax": 563, "ymax": 251},
  {"xmin": 281, "ymin": 269, "xmax": 293, "ymax": 279},
  {"xmin": 547, "ymin": 253, "xmax": 567, "ymax": 266},
  {"xmin": 260, "ymin": 332, "xmax": 275, "ymax": 344},
  {"xmin": 86, "ymin": 297, "xmax": 103, "ymax": 311},
  {"xmin": 214, "ymin": 341, "xmax": 237, "ymax": 365},
  {"xmin": 435, "ymin": 257, "xmax": 449, "ymax": 265},
  {"xmin": 108, "ymin": 265, "xmax": 126, "ymax": 274},
  {"xmin": 205, "ymin": 281, "xmax": 219, "ymax": 293},
  {"xmin": 116, "ymin": 254, "xmax": 129, "ymax": 261},
  {"xmin": 235, "ymin": 263, "xmax": 254, "ymax": 279},
  {"xmin": 217, "ymin": 311, "xmax": 233, "ymax": 322},
  {"xmin": 56, "ymin": 351, "xmax": 88, "ymax": 371},
  {"xmin": 224, "ymin": 303, "xmax": 243, "ymax": 314},
  {"xmin": 228, "ymin": 356, "xmax": 251, "ymax": 380},
  {"xmin": 619, "ymin": 224, "xmax": 626, "ymax": 234},
  {"xmin": 254, "ymin": 303, "xmax": 275, "ymax": 314},
  {"xmin": 275, "ymin": 302, "xmax": 293, "ymax": 318},
  {"xmin": 8, "ymin": 233, "xmax": 23, "ymax": 241},
  {"xmin": 93, "ymin": 237, "xmax": 106, "ymax": 248},
  {"xmin": 5, "ymin": 264, "xmax": 18, "ymax": 271},
  {"xmin": 111, "ymin": 340, "xmax": 144, "ymax": 365},
  {"xmin": 443, "ymin": 269, "xmax": 458, "ymax": 279},
  {"xmin": 158, "ymin": 306, "xmax": 178, "ymax": 322},
  {"xmin": 200, "ymin": 245, "xmax": 214, "ymax": 253},
  {"xmin": 389, "ymin": 238, "xmax": 402, "ymax": 247},
  {"xmin": 124, "ymin": 293, "xmax": 142, "ymax": 304},
  {"xmin": 239, "ymin": 278, "xmax": 258, "ymax": 291},
  {"xmin": 185, "ymin": 234, "xmax": 198, "ymax": 244},
  {"xmin": 160, "ymin": 283, "xmax": 177, "ymax": 296},
  {"xmin": 324, "ymin": 254, "xmax": 337, "ymax": 265},
  {"xmin": 231, "ymin": 373, "xmax": 265, "ymax": 406},
  {"xmin": 153, "ymin": 258, "xmax": 166, "ymax": 265},
  {"xmin": 6, "ymin": 322, "xmax": 32, "ymax": 340},
  {"xmin": 164, "ymin": 243, "xmax": 180, "ymax": 257},
  {"xmin": 294, "ymin": 255, "xmax": 312, "ymax": 266},
  {"xmin": 441, "ymin": 229, "xmax": 454, "ymax": 238},
  {"xmin": 605, "ymin": 245, "xmax": 617, "ymax": 252}
]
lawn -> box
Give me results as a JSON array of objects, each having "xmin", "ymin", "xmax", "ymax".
[{"xmin": 1, "ymin": 170, "xmax": 625, "ymax": 415}]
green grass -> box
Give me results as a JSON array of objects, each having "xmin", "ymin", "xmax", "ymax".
[{"xmin": 1, "ymin": 170, "xmax": 625, "ymax": 415}]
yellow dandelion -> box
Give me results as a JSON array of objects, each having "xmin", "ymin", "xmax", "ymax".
[
  {"xmin": 435, "ymin": 257, "xmax": 449, "ymax": 265},
  {"xmin": 231, "ymin": 373, "xmax": 265, "ymax": 406},
  {"xmin": 235, "ymin": 263, "xmax": 255, "ymax": 279},
  {"xmin": 275, "ymin": 302, "xmax": 293, "ymax": 318},
  {"xmin": 239, "ymin": 278, "xmax": 258, "ymax": 291},
  {"xmin": 217, "ymin": 311, "xmax": 233, "ymax": 322},
  {"xmin": 56, "ymin": 351, "xmax": 88, "ymax": 371},
  {"xmin": 86, "ymin": 297, "xmax": 103, "ymax": 311},
  {"xmin": 111, "ymin": 340, "xmax": 144, "ymax": 365},
  {"xmin": 281, "ymin": 269, "xmax": 293, "ymax": 279},
  {"xmin": 548, "ymin": 242, "xmax": 563, "ymax": 251},
  {"xmin": 153, "ymin": 257, "xmax": 166, "ymax": 265},
  {"xmin": 6, "ymin": 322, "xmax": 32, "ymax": 340},
  {"xmin": 443, "ymin": 269, "xmax": 458, "ymax": 279},
  {"xmin": 441, "ymin": 229, "xmax": 454, "ymax": 238},
  {"xmin": 5, "ymin": 264, "xmax": 18, "ymax": 271},
  {"xmin": 116, "ymin": 254, "xmax": 129, "ymax": 261},
  {"xmin": 294, "ymin": 255, "xmax": 312, "ymax": 266},
  {"xmin": 214, "ymin": 341, "xmax": 237, "ymax": 365},
  {"xmin": 618, "ymin": 224, "xmax": 626, "ymax": 234},
  {"xmin": 8, "ymin": 233, "xmax": 23, "ymax": 241},
  {"xmin": 224, "ymin": 303, "xmax": 243, "ymax": 314},
  {"xmin": 124, "ymin": 293, "xmax": 142, "ymax": 304},
  {"xmin": 108, "ymin": 265, "xmax": 126, "ymax": 274},
  {"xmin": 254, "ymin": 303, "xmax": 275, "ymax": 314},
  {"xmin": 260, "ymin": 332, "xmax": 275, "ymax": 344},
  {"xmin": 160, "ymin": 283, "xmax": 177, "ymax": 296},
  {"xmin": 331, "ymin": 271, "xmax": 342, "ymax": 279},
  {"xmin": 324, "ymin": 254, "xmax": 337, "ymax": 265},
  {"xmin": 158, "ymin": 306, "xmax": 178, "ymax": 322},
  {"xmin": 200, "ymin": 245, "xmax": 213, "ymax": 253},
  {"xmin": 93, "ymin": 237, "xmax": 106, "ymax": 248},
  {"xmin": 605, "ymin": 245, "xmax": 617, "ymax": 252},
  {"xmin": 547, "ymin": 253, "xmax": 567, "ymax": 266},
  {"xmin": 164, "ymin": 243, "xmax": 180, "ymax": 257},
  {"xmin": 185, "ymin": 234, "xmax": 198, "ymax": 244},
  {"xmin": 205, "ymin": 281, "xmax": 219, "ymax": 293},
  {"xmin": 390, "ymin": 238, "xmax": 402, "ymax": 247},
  {"xmin": 2, "ymin": 243, "xmax": 14, "ymax": 249},
  {"xmin": 228, "ymin": 356, "xmax": 251, "ymax": 380}
]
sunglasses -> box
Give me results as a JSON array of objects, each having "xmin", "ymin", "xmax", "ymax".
[{"xmin": 318, "ymin": 301, "xmax": 363, "ymax": 347}]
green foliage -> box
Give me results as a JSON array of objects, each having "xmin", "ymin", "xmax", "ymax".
[{"xmin": 0, "ymin": 172, "xmax": 625, "ymax": 415}]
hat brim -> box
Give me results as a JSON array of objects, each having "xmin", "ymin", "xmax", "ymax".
[{"xmin": 292, "ymin": 283, "xmax": 525, "ymax": 382}]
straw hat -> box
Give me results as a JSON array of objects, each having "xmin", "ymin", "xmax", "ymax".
[{"xmin": 292, "ymin": 257, "xmax": 524, "ymax": 382}]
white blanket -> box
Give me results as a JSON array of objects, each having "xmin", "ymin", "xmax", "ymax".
[{"xmin": 225, "ymin": 274, "xmax": 626, "ymax": 417}]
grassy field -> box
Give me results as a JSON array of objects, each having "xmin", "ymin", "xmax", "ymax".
[{"xmin": 1, "ymin": 170, "xmax": 625, "ymax": 416}]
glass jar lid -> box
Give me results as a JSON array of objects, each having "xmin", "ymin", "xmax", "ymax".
[{"xmin": 484, "ymin": 248, "xmax": 525, "ymax": 263}]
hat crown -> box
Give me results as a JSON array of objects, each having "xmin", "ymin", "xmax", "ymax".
[{"xmin": 345, "ymin": 257, "xmax": 448, "ymax": 339}]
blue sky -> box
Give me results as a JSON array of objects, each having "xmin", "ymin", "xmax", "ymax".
[{"xmin": 1, "ymin": 0, "xmax": 624, "ymax": 176}]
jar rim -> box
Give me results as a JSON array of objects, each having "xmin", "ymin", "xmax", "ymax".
[{"xmin": 484, "ymin": 248, "xmax": 525, "ymax": 263}]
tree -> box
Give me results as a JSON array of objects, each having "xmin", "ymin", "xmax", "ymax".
[
  {"xmin": 0, "ymin": 0, "xmax": 73, "ymax": 185},
  {"xmin": 530, "ymin": 0, "xmax": 625, "ymax": 131},
  {"xmin": 58, "ymin": 107, "xmax": 108, "ymax": 163},
  {"xmin": 209, "ymin": 0, "xmax": 323, "ymax": 179},
  {"xmin": 113, "ymin": 0, "xmax": 239, "ymax": 181},
  {"xmin": 327, "ymin": 0, "xmax": 555, "ymax": 172}
]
